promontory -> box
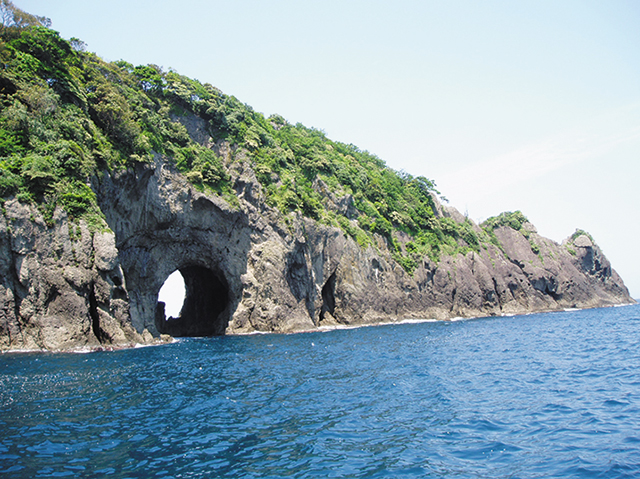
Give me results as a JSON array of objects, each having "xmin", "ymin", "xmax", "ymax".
[{"xmin": 0, "ymin": 16, "xmax": 634, "ymax": 351}]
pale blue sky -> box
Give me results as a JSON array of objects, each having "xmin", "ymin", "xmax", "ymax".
[{"xmin": 17, "ymin": 0, "xmax": 640, "ymax": 299}]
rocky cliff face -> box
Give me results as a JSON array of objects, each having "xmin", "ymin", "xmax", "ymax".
[
  {"xmin": 0, "ymin": 25, "xmax": 633, "ymax": 352},
  {"xmin": 0, "ymin": 200, "xmax": 144, "ymax": 351},
  {"xmin": 0, "ymin": 136, "xmax": 634, "ymax": 351}
]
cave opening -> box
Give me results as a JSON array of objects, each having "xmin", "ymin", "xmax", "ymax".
[
  {"xmin": 156, "ymin": 265, "xmax": 230, "ymax": 337},
  {"xmin": 158, "ymin": 270, "xmax": 186, "ymax": 318}
]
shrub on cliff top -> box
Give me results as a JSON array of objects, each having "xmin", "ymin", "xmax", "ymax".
[
  {"xmin": 481, "ymin": 211, "xmax": 529, "ymax": 232},
  {"xmin": 570, "ymin": 229, "xmax": 594, "ymax": 244}
]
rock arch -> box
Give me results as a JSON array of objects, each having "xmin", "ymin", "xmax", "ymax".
[
  {"xmin": 95, "ymin": 158, "xmax": 255, "ymax": 338},
  {"xmin": 119, "ymin": 239, "xmax": 243, "ymax": 339}
]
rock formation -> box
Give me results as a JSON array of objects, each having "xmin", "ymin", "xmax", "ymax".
[
  {"xmin": 0, "ymin": 132, "xmax": 634, "ymax": 351},
  {"xmin": 0, "ymin": 24, "xmax": 634, "ymax": 352}
]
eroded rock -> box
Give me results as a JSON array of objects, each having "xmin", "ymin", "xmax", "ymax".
[{"xmin": 0, "ymin": 146, "xmax": 634, "ymax": 352}]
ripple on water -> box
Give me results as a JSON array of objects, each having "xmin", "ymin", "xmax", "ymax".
[{"xmin": 1, "ymin": 304, "xmax": 640, "ymax": 478}]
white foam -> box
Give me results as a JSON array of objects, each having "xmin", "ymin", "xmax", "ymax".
[{"xmin": 1, "ymin": 348, "xmax": 46, "ymax": 354}]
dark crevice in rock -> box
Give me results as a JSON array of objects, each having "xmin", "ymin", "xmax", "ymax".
[
  {"xmin": 492, "ymin": 278, "xmax": 503, "ymax": 311},
  {"xmin": 580, "ymin": 248, "xmax": 594, "ymax": 273},
  {"xmin": 111, "ymin": 272, "xmax": 127, "ymax": 300},
  {"xmin": 286, "ymin": 243, "xmax": 311, "ymax": 302},
  {"xmin": 192, "ymin": 196, "xmax": 216, "ymax": 212},
  {"xmin": 9, "ymin": 260, "xmax": 24, "ymax": 345},
  {"xmin": 112, "ymin": 285, "xmax": 127, "ymax": 301},
  {"xmin": 483, "ymin": 289, "xmax": 496, "ymax": 305},
  {"xmin": 509, "ymin": 258, "xmax": 526, "ymax": 271},
  {"xmin": 156, "ymin": 301, "xmax": 166, "ymax": 329},
  {"xmin": 320, "ymin": 271, "xmax": 337, "ymax": 322},
  {"xmin": 531, "ymin": 276, "xmax": 563, "ymax": 302},
  {"xmin": 549, "ymin": 290, "xmax": 563, "ymax": 301},
  {"xmin": 89, "ymin": 282, "xmax": 107, "ymax": 343},
  {"xmin": 425, "ymin": 267, "xmax": 435, "ymax": 284},
  {"xmin": 450, "ymin": 287, "xmax": 457, "ymax": 312},
  {"xmin": 156, "ymin": 266, "xmax": 230, "ymax": 337},
  {"xmin": 44, "ymin": 287, "xmax": 60, "ymax": 311}
]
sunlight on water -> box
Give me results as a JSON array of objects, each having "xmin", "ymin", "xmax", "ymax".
[{"xmin": 158, "ymin": 270, "xmax": 186, "ymax": 317}]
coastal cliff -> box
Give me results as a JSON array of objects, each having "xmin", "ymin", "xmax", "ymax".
[
  {"xmin": 0, "ymin": 142, "xmax": 633, "ymax": 351},
  {"xmin": 0, "ymin": 23, "xmax": 634, "ymax": 351}
]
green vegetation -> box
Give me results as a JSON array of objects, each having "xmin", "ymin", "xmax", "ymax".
[
  {"xmin": 481, "ymin": 210, "xmax": 544, "ymax": 259},
  {"xmin": 0, "ymin": 3, "xmax": 519, "ymax": 272},
  {"xmin": 529, "ymin": 239, "xmax": 540, "ymax": 255},
  {"xmin": 565, "ymin": 228, "xmax": 594, "ymax": 256},
  {"xmin": 0, "ymin": 3, "xmax": 235, "ymax": 227},
  {"xmin": 570, "ymin": 229, "xmax": 594, "ymax": 244},
  {"xmin": 481, "ymin": 210, "xmax": 529, "ymax": 232},
  {"xmin": 481, "ymin": 211, "xmax": 557, "ymax": 265}
]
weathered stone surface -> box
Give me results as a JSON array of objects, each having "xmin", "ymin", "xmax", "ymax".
[
  {"xmin": 0, "ymin": 198, "xmax": 148, "ymax": 351},
  {"xmin": 0, "ymin": 140, "xmax": 634, "ymax": 351}
]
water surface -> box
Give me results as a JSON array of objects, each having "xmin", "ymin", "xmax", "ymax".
[{"xmin": 2, "ymin": 305, "xmax": 640, "ymax": 478}]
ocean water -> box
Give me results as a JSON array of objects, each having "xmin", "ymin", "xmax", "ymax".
[{"xmin": 1, "ymin": 305, "xmax": 640, "ymax": 478}]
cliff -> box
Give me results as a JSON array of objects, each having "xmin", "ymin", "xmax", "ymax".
[
  {"xmin": 0, "ymin": 25, "xmax": 634, "ymax": 351},
  {"xmin": 0, "ymin": 140, "xmax": 633, "ymax": 351}
]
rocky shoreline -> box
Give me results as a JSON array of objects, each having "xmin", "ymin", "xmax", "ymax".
[
  {"xmin": 0, "ymin": 131, "xmax": 634, "ymax": 352},
  {"xmin": 3, "ymin": 302, "xmax": 638, "ymax": 354}
]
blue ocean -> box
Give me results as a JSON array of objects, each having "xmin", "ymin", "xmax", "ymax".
[{"xmin": 2, "ymin": 304, "xmax": 640, "ymax": 478}]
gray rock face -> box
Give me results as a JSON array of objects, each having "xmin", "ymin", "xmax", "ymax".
[
  {"xmin": 0, "ymin": 200, "xmax": 146, "ymax": 351},
  {"xmin": 0, "ymin": 145, "xmax": 634, "ymax": 351}
]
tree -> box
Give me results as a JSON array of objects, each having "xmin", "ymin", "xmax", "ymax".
[
  {"xmin": 0, "ymin": 0, "xmax": 51, "ymax": 35},
  {"xmin": 133, "ymin": 64, "xmax": 164, "ymax": 93},
  {"xmin": 69, "ymin": 37, "xmax": 86, "ymax": 52}
]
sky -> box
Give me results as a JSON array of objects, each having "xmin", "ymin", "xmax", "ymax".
[{"xmin": 17, "ymin": 0, "xmax": 640, "ymax": 302}]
